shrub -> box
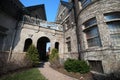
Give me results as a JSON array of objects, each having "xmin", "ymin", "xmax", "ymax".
[
  {"xmin": 26, "ymin": 44, "xmax": 39, "ymax": 66},
  {"xmin": 64, "ymin": 58, "xmax": 90, "ymax": 74},
  {"xmin": 49, "ymin": 48, "xmax": 59, "ymax": 67}
]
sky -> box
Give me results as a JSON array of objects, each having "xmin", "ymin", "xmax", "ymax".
[
  {"xmin": 20, "ymin": 0, "xmax": 68, "ymax": 51},
  {"xmin": 20, "ymin": 0, "xmax": 68, "ymax": 22}
]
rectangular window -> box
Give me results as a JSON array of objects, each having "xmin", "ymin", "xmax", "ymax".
[
  {"xmin": 80, "ymin": 0, "xmax": 92, "ymax": 8},
  {"xmin": 83, "ymin": 18, "xmax": 101, "ymax": 47},
  {"xmin": 88, "ymin": 60, "xmax": 104, "ymax": 73},
  {"xmin": 84, "ymin": 17, "xmax": 97, "ymax": 28},
  {"xmin": 66, "ymin": 37, "xmax": 71, "ymax": 52},
  {"xmin": 107, "ymin": 21, "xmax": 120, "ymax": 46},
  {"xmin": 104, "ymin": 12, "xmax": 120, "ymax": 21},
  {"xmin": 86, "ymin": 27, "xmax": 101, "ymax": 47},
  {"xmin": 66, "ymin": 41, "xmax": 71, "ymax": 52},
  {"xmin": 104, "ymin": 12, "xmax": 120, "ymax": 46}
]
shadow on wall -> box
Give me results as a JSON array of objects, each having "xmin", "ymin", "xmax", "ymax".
[
  {"xmin": 12, "ymin": 25, "xmax": 22, "ymax": 51},
  {"xmin": 0, "ymin": 52, "xmax": 31, "ymax": 76},
  {"xmin": 0, "ymin": 51, "xmax": 9, "ymax": 75}
]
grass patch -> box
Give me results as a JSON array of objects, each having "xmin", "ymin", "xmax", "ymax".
[{"xmin": 0, "ymin": 68, "xmax": 47, "ymax": 80}]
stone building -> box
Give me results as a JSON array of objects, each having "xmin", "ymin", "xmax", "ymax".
[
  {"xmin": 56, "ymin": 0, "xmax": 79, "ymax": 60},
  {"xmin": 56, "ymin": 0, "xmax": 120, "ymax": 73},
  {"xmin": 13, "ymin": 15, "xmax": 64, "ymax": 61},
  {"xmin": 0, "ymin": 0, "xmax": 120, "ymax": 74},
  {"xmin": 0, "ymin": 0, "xmax": 47, "ymax": 52},
  {"xmin": 0, "ymin": 0, "xmax": 64, "ymax": 73},
  {"xmin": 0, "ymin": 0, "xmax": 23, "ymax": 52}
]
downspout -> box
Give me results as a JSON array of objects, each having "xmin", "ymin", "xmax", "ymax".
[{"xmin": 72, "ymin": 0, "xmax": 82, "ymax": 60}]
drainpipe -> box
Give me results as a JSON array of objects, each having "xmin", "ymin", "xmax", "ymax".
[{"xmin": 72, "ymin": 0, "xmax": 82, "ymax": 60}]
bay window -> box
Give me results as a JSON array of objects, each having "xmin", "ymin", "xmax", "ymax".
[{"xmin": 83, "ymin": 18, "xmax": 101, "ymax": 47}]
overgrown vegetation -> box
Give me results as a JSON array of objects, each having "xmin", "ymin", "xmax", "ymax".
[
  {"xmin": 64, "ymin": 58, "xmax": 90, "ymax": 74},
  {"xmin": 26, "ymin": 44, "xmax": 39, "ymax": 66},
  {"xmin": 49, "ymin": 48, "xmax": 60, "ymax": 67},
  {"xmin": 0, "ymin": 68, "xmax": 47, "ymax": 80}
]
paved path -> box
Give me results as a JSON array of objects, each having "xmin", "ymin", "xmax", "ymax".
[{"xmin": 38, "ymin": 62, "xmax": 78, "ymax": 80}]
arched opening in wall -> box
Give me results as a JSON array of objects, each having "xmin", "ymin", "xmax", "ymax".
[
  {"xmin": 55, "ymin": 42, "xmax": 59, "ymax": 51},
  {"xmin": 37, "ymin": 37, "xmax": 50, "ymax": 61},
  {"xmin": 23, "ymin": 38, "xmax": 32, "ymax": 52}
]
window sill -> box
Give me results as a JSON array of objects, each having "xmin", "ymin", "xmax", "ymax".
[
  {"xmin": 85, "ymin": 45, "xmax": 120, "ymax": 51},
  {"xmin": 105, "ymin": 19, "xmax": 120, "ymax": 23},
  {"xmin": 110, "ymin": 32, "xmax": 120, "ymax": 35},
  {"xmin": 86, "ymin": 46, "xmax": 101, "ymax": 50}
]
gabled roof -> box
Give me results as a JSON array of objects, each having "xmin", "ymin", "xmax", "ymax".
[
  {"xmin": 0, "ymin": 0, "xmax": 47, "ymax": 20},
  {"xmin": 25, "ymin": 4, "xmax": 47, "ymax": 20}
]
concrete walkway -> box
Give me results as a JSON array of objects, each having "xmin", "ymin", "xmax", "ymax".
[{"xmin": 38, "ymin": 62, "xmax": 78, "ymax": 80}]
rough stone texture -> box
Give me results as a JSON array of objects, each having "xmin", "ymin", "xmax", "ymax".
[
  {"xmin": 56, "ymin": 1, "xmax": 79, "ymax": 60},
  {"xmin": 0, "ymin": 52, "xmax": 9, "ymax": 74},
  {"xmin": 13, "ymin": 23, "xmax": 64, "ymax": 59},
  {"xmin": 0, "ymin": 52, "xmax": 29, "ymax": 75},
  {"xmin": 76, "ymin": 0, "xmax": 120, "ymax": 73}
]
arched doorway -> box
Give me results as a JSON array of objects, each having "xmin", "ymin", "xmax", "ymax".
[
  {"xmin": 23, "ymin": 38, "xmax": 32, "ymax": 52},
  {"xmin": 55, "ymin": 42, "xmax": 59, "ymax": 51},
  {"xmin": 37, "ymin": 37, "xmax": 50, "ymax": 61}
]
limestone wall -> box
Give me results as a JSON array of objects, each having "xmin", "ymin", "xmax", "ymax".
[
  {"xmin": 0, "ymin": 52, "xmax": 28, "ymax": 75},
  {"xmin": 13, "ymin": 23, "xmax": 64, "ymax": 59},
  {"xmin": 77, "ymin": 0, "xmax": 120, "ymax": 73}
]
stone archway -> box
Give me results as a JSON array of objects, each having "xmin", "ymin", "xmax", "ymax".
[
  {"xmin": 23, "ymin": 38, "xmax": 32, "ymax": 52},
  {"xmin": 37, "ymin": 37, "xmax": 50, "ymax": 61}
]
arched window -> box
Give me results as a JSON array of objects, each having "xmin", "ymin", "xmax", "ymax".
[{"xmin": 23, "ymin": 38, "xmax": 32, "ymax": 52}]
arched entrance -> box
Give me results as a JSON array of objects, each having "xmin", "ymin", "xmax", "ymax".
[
  {"xmin": 37, "ymin": 37, "xmax": 50, "ymax": 61},
  {"xmin": 23, "ymin": 38, "xmax": 32, "ymax": 52}
]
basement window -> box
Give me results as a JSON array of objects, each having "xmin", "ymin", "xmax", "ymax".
[{"xmin": 88, "ymin": 60, "xmax": 104, "ymax": 73}]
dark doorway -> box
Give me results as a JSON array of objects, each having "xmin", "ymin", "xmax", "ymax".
[
  {"xmin": 55, "ymin": 42, "xmax": 59, "ymax": 51},
  {"xmin": 23, "ymin": 38, "xmax": 32, "ymax": 52},
  {"xmin": 37, "ymin": 37, "xmax": 50, "ymax": 61}
]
